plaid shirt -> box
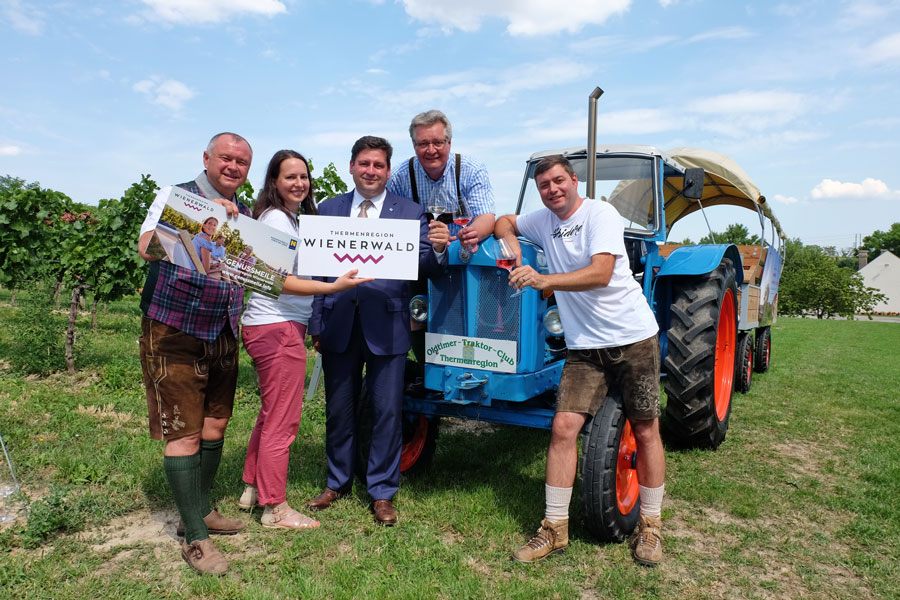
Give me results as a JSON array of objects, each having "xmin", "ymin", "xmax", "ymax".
[
  {"xmin": 387, "ymin": 154, "xmax": 494, "ymax": 237},
  {"xmin": 140, "ymin": 180, "xmax": 251, "ymax": 343}
]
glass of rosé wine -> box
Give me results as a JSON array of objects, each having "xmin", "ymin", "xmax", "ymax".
[{"xmin": 493, "ymin": 237, "xmax": 525, "ymax": 297}]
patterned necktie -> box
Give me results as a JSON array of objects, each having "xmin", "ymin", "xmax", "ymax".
[{"xmin": 357, "ymin": 200, "xmax": 374, "ymax": 218}]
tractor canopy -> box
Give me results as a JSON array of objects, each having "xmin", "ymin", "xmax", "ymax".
[
  {"xmin": 661, "ymin": 147, "xmax": 783, "ymax": 240},
  {"xmin": 520, "ymin": 145, "xmax": 784, "ymax": 241}
]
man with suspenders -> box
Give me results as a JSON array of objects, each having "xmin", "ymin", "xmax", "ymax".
[{"xmin": 387, "ymin": 110, "xmax": 496, "ymax": 383}]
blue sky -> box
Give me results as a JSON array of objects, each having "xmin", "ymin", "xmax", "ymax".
[{"xmin": 2, "ymin": 0, "xmax": 899, "ymax": 249}]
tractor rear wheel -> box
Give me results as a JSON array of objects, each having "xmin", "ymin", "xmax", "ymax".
[
  {"xmin": 754, "ymin": 326, "xmax": 771, "ymax": 373},
  {"xmin": 735, "ymin": 332, "xmax": 753, "ymax": 393},
  {"xmin": 663, "ymin": 259, "xmax": 738, "ymax": 449},
  {"xmin": 581, "ymin": 395, "xmax": 640, "ymax": 543}
]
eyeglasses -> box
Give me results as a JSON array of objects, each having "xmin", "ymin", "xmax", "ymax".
[{"xmin": 413, "ymin": 139, "xmax": 448, "ymax": 150}]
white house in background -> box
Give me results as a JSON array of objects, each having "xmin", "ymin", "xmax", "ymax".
[{"xmin": 859, "ymin": 250, "xmax": 900, "ymax": 313}]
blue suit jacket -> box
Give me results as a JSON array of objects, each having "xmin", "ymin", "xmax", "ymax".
[{"xmin": 309, "ymin": 190, "xmax": 444, "ymax": 356}]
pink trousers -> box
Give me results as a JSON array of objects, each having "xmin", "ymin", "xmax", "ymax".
[{"xmin": 241, "ymin": 321, "xmax": 307, "ymax": 506}]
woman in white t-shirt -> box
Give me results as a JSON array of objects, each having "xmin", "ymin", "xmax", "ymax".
[{"xmin": 239, "ymin": 150, "xmax": 363, "ymax": 530}]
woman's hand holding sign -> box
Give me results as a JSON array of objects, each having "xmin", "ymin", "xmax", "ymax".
[
  {"xmin": 281, "ymin": 270, "xmax": 373, "ymax": 296},
  {"xmin": 333, "ymin": 269, "xmax": 374, "ymax": 291}
]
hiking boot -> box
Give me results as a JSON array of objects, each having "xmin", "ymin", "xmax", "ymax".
[
  {"xmin": 177, "ymin": 510, "xmax": 246, "ymax": 537},
  {"xmin": 512, "ymin": 519, "xmax": 568, "ymax": 563},
  {"xmin": 238, "ymin": 484, "xmax": 258, "ymax": 510},
  {"xmin": 631, "ymin": 515, "xmax": 663, "ymax": 567},
  {"xmin": 181, "ymin": 538, "xmax": 228, "ymax": 575}
]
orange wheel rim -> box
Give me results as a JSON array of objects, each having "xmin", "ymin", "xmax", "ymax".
[
  {"xmin": 616, "ymin": 420, "xmax": 640, "ymax": 514},
  {"xmin": 713, "ymin": 289, "xmax": 736, "ymax": 420},
  {"xmin": 400, "ymin": 415, "xmax": 428, "ymax": 471}
]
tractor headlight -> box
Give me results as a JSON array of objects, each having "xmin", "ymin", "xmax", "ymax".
[
  {"xmin": 409, "ymin": 295, "xmax": 428, "ymax": 323},
  {"xmin": 542, "ymin": 306, "xmax": 564, "ymax": 337}
]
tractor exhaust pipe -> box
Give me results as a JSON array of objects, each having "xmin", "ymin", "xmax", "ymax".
[{"xmin": 586, "ymin": 87, "xmax": 604, "ymax": 200}]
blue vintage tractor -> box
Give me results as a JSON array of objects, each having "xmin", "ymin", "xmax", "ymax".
[{"xmin": 378, "ymin": 88, "xmax": 783, "ymax": 542}]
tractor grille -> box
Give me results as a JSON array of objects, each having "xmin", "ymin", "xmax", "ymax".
[
  {"xmin": 475, "ymin": 268, "xmax": 520, "ymax": 344},
  {"xmin": 429, "ymin": 266, "xmax": 522, "ymax": 361},
  {"xmin": 429, "ymin": 267, "xmax": 466, "ymax": 335}
]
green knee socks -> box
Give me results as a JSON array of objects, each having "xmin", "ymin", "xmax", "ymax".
[
  {"xmin": 199, "ymin": 437, "xmax": 224, "ymax": 517},
  {"xmin": 164, "ymin": 453, "xmax": 207, "ymax": 543}
]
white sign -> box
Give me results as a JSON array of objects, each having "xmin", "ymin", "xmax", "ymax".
[
  {"xmin": 425, "ymin": 333, "xmax": 517, "ymax": 374},
  {"xmin": 297, "ymin": 215, "xmax": 420, "ymax": 280}
]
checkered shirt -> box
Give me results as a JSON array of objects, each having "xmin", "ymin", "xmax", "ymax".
[
  {"xmin": 387, "ymin": 154, "xmax": 494, "ymax": 237},
  {"xmin": 140, "ymin": 180, "xmax": 251, "ymax": 343}
]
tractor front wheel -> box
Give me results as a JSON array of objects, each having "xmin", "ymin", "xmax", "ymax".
[
  {"xmin": 399, "ymin": 412, "xmax": 439, "ymax": 476},
  {"xmin": 663, "ymin": 259, "xmax": 738, "ymax": 449},
  {"xmin": 355, "ymin": 381, "xmax": 439, "ymax": 485},
  {"xmin": 581, "ymin": 396, "xmax": 640, "ymax": 543}
]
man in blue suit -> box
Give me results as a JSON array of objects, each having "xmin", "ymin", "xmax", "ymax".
[{"xmin": 307, "ymin": 136, "xmax": 448, "ymax": 525}]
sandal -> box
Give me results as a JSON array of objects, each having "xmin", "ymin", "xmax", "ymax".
[
  {"xmin": 261, "ymin": 504, "xmax": 320, "ymax": 530},
  {"xmin": 238, "ymin": 484, "xmax": 258, "ymax": 510}
]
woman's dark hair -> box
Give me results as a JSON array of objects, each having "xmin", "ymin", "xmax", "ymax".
[{"xmin": 253, "ymin": 150, "xmax": 318, "ymax": 220}]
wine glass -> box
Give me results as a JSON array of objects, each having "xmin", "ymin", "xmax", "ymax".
[
  {"xmin": 452, "ymin": 195, "xmax": 477, "ymax": 253},
  {"xmin": 427, "ymin": 189, "xmax": 450, "ymax": 224},
  {"xmin": 493, "ymin": 238, "xmax": 525, "ymax": 297}
]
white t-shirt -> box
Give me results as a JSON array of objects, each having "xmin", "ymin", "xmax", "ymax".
[
  {"xmin": 241, "ymin": 208, "xmax": 314, "ymax": 327},
  {"xmin": 516, "ymin": 198, "xmax": 658, "ymax": 349}
]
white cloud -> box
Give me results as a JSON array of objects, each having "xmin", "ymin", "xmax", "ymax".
[
  {"xmin": 330, "ymin": 59, "xmax": 592, "ymax": 112},
  {"xmin": 864, "ymin": 32, "xmax": 900, "ymax": 65},
  {"xmin": 138, "ymin": 0, "xmax": 286, "ymax": 24},
  {"xmin": 841, "ymin": 1, "xmax": 897, "ymax": 25},
  {"xmin": 133, "ymin": 77, "xmax": 196, "ymax": 112},
  {"xmin": 659, "ymin": 0, "xmax": 677, "ymax": 6},
  {"xmin": 0, "ymin": 145, "xmax": 23, "ymax": 156},
  {"xmin": 685, "ymin": 91, "xmax": 810, "ymax": 137},
  {"xmin": 598, "ymin": 109, "xmax": 679, "ymax": 135},
  {"xmin": 773, "ymin": 3, "xmax": 804, "ymax": 18},
  {"xmin": 860, "ymin": 116, "xmax": 900, "ymax": 128},
  {"xmin": 132, "ymin": 79, "xmax": 156, "ymax": 94},
  {"xmin": 2, "ymin": 0, "xmax": 44, "ymax": 35},
  {"xmin": 810, "ymin": 177, "xmax": 899, "ymax": 199},
  {"xmin": 366, "ymin": 68, "xmax": 389, "ymax": 75},
  {"xmin": 397, "ymin": 0, "xmax": 632, "ymax": 36},
  {"xmin": 571, "ymin": 34, "xmax": 675, "ymax": 53},
  {"xmin": 688, "ymin": 90, "xmax": 806, "ymax": 115},
  {"xmin": 773, "ymin": 194, "xmax": 800, "ymax": 204},
  {"xmin": 687, "ymin": 26, "xmax": 754, "ymax": 43}
]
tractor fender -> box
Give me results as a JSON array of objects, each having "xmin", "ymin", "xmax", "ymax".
[{"xmin": 656, "ymin": 244, "xmax": 743, "ymax": 278}]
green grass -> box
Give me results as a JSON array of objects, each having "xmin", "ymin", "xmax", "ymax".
[{"xmin": 0, "ymin": 288, "xmax": 898, "ymax": 599}]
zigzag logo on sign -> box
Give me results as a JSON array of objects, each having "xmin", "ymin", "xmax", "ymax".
[{"xmin": 333, "ymin": 253, "xmax": 385, "ymax": 264}]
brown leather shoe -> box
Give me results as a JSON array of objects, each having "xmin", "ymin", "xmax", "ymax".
[
  {"xmin": 176, "ymin": 510, "xmax": 246, "ymax": 537},
  {"xmin": 307, "ymin": 487, "xmax": 347, "ymax": 511},
  {"xmin": 373, "ymin": 499, "xmax": 398, "ymax": 526},
  {"xmin": 181, "ymin": 538, "xmax": 228, "ymax": 575}
]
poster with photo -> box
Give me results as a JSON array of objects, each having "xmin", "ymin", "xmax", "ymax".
[{"xmin": 144, "ymin": 188, "xmax": 298, "ymax": 298}]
